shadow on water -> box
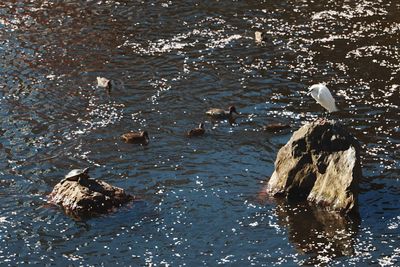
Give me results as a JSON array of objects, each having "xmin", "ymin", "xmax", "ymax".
[{"xmin": 257, "ymin": 188, "xmax": 361, "ymax": 265}]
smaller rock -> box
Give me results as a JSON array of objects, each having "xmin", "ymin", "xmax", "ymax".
[{"xmin": 48, "ymin": 168, "xmax": 134, "ymax": 218}]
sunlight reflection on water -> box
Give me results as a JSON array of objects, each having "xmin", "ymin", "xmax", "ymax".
[{"xmin": 0, "ymin": 0, "xmax": 398, "ymax": 266}]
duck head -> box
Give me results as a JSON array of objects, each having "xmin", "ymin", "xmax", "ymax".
[
  {"xmin": 141, "ymin": 131, "xmax": 149, "ymax": 138},
  {"xmin": 308, "ymin": 84, "xmax": 320, "ymax": 98},
  {"xmin": 229, "ymin": 106, "xmax": 238, "ymax": 115}
]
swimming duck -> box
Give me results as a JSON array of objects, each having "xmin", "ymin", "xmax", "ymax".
[
  {"xmin": 120, "ymin": 131, "xmax": 149, "ymax": 145},
  {"xmin": 205, "ymin": 105, "xmax": 238, "ymax": 120},
  {"xmin": 187, "ymin": 123, "xmax": 205, "ymax": 137},
  {"xmin": 97, "ymin": 76, "xmax": 112, "ymax": 92}
]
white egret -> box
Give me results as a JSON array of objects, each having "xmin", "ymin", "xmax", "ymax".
[{"xmin": 308, "ymin": 83, "xmax": 339, "ymax": 113}]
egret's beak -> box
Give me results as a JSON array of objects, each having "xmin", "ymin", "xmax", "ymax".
[{"xmin": 307, "ymin": 89, "xmax": 312, "ymax": 95}]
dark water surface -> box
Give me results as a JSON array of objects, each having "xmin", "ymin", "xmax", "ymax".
[{"xmin": 0, "ymin": 0, "xmax": 399, "ymax": 266}]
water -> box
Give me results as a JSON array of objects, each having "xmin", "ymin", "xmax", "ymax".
[{"xmin": 0, "ymin": 0, "xmax": 399, "ymax": 266}]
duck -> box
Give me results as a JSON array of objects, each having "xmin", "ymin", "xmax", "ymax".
[
  {"xmin": 97, "ymin": 76, "xmax": 112, "ymax": 92},
  {"xmin": 187, "ymin": 123, "xmax": 205, "ymax": 137},
  {"xmin": 120, "ymin": 131, "xmax": 149, "ymax": 145},
  {"xmin": 205, "ymin": 105, "xmax": 238, "ymax": 120}
]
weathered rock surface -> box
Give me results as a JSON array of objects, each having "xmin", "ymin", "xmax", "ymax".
[
  {"xmin": 48, "ymin": 177, "xmax": 134, "ymax": 218},
  {"xmin": 267, "ymin": 119, "xmax": 361, "ymax": 213}
]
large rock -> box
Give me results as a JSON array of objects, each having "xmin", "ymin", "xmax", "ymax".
[
  {"xmin": 48, "ymin": 177, "xmax": 134, "ymax": 218},
  {"xmin": 267, "ymin": 119, "xmax": 361, "ymax": 213}
]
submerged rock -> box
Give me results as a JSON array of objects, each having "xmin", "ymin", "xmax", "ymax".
[
  {"xmin": 48, "ymin": 169, "xmax": 134, "ymax": 218},
  {"xmin": 272, "ymin": 199, "xmax": 359, "ymax": 261},
  {"xmin": 266, "ymin": 119, "xmax": 361, "ymax": 213},
  {"xmin": 262, "ymin": 123, "xmax": 291, "ymax": 133}
]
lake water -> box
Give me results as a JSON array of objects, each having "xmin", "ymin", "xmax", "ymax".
[{"xmin": 0, "ymin": 1, "xmax": 399, "ymax": 266}]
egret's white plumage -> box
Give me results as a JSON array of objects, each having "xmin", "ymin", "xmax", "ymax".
[{"xmin": 308, "ymin": 83, "xmax": 338, "ymax": 112}]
